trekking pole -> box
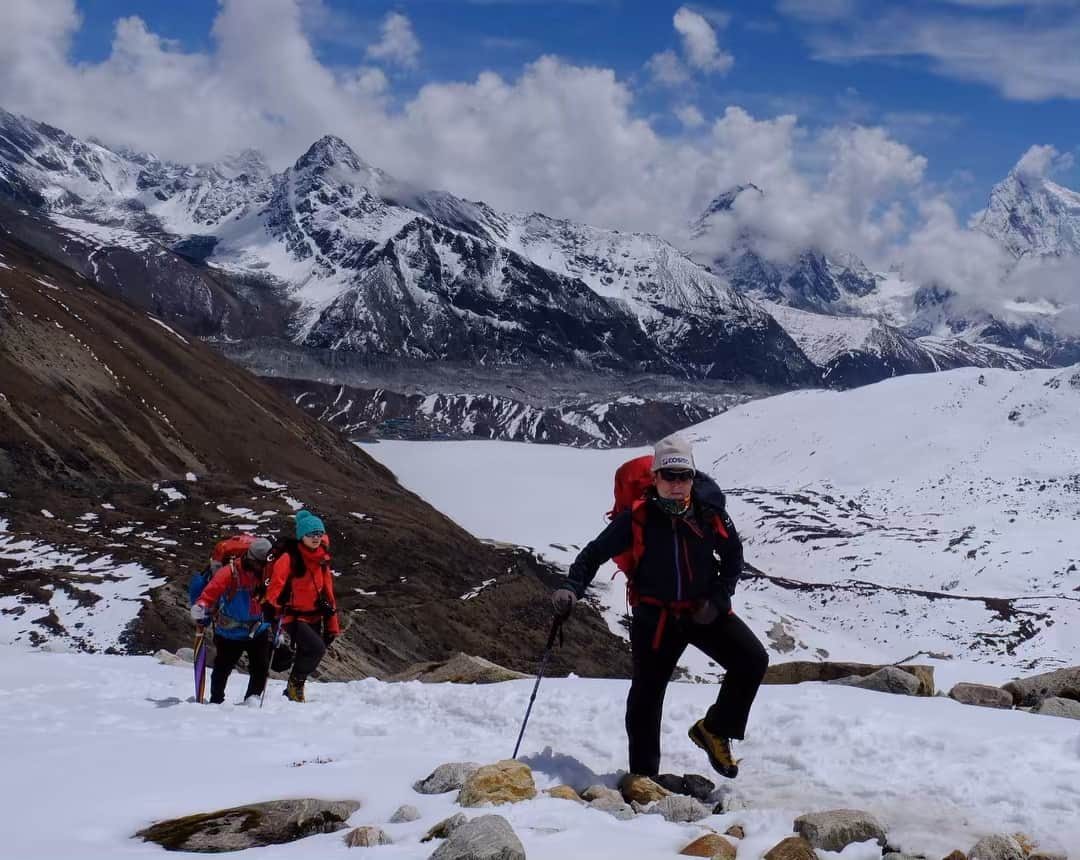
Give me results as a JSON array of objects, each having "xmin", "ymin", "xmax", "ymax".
[
  {"xmin": 512, "ymin": 617, "xmax": 562, "ymax": 760},
  {"xmin": 260, "ymin": 616, "xmax": 284, "ymax": 709}
]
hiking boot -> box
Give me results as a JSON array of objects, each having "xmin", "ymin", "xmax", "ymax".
[
  {"xmin": 284, "ymin": 674, "xmax": 306, "ymax": 703},
  {"xmin": 688, "ymin": 719, "xmax": 738, "ymax": 778}
]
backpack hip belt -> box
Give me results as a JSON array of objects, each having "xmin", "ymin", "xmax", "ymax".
[{"xmin": 636, "ymin": 595, "xmax": 695, "ymax": 651}]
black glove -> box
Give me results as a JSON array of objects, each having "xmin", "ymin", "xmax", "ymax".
[
  {"xmin": 551, "ymin": 588, "xmax": 577, "ymax": 621},
  {"xmin": 691, "ymin": 600, "xmax": 720, "ymax": 626},
  {"xmin": 262, "ymin": 603, "xmax": 277, "ymax": 623},
  {"xmin": 323, "ymin": 633, "xmax": 337, "ymax": 648}
]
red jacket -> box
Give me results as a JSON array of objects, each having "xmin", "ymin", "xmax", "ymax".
[{"xmin": 264, "ymin": 540, "xmax": 340, "ymax": 635}]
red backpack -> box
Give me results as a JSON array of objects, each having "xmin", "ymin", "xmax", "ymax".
[
  {"xmin": 210, "ymin": 533, "xmax": 257, "ymax": 567},
  {"xmin": 607, "ymin": 455, "xmax": 729, "ymax": 606}
]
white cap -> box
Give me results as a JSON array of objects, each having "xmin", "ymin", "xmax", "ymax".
[{"xmin": 651, "ymin": 434, "xmax": 695, "ymax": 473}]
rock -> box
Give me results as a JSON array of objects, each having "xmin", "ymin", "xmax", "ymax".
[
  {"xmin": 388, "ymin": 653, "xmax": 528, "ymax": 684},
  {"xmin": 581, "ymin": 785, "xmax": 622, "ymax": 804},
  {"xmin": 682, "ymin": 774, "xmax": 716, "ymax": 802},
  {"xmin": 457, "ymin": 760, "xmax": 537, "ymax": 807},
  {"xmin": 764, "ymin": 836, "xmax": 818, "ymax": 860},
  {"xmin": 969, "ymin": 834, "xmax": 1025, "ymax": 860},
  {"xmin": 619, "ymin": 773, "xmax": 671, "ymax": 804},
  {"xmin": 647, "ymin": 795, "xmax": 712, "ymax": 823},
  {"xmin": 421, "ymin": 813, "xmax": 467, "ymax": 843},
  {"xmin": 725, "ymin": 824, "xmax": 745, "ymax": 839},
  {"xmin": 793, "ymin": 808, "xmax": 888, "ymax": 852},
  {"xmin": 949, "ymin": 683, "xmax": 1014, "ymax": 709},
  {"xmin": 941, "ymin": 852, "xmax": 967, "ymax": 860},
  {"xmin": 1003, "ymin": 666, "xmax": 1080, "ymax": 707},
  {"xmin": 1029, "ymin": 853, "xmax": 1067, "ymax": 860},
  {"xmin": 414, "ymin": 762, "xmax": 481, "ymax": 794},
  {"xmin": 883, "ymin": 854, "xmax": 925, "ymax": 860},
  {"xmin": 135, "ymin": 798, "xmax": 361, "ymax": 852},
  {"xmin": 765, "ymin": 660, "xmax": 934, "ymax": 695},
  {"xmin": 546, "ymin": 785, "xmax": 582, "ymax": 802},
  {"xmin": 155, "ymin": 649, "xmax": 190, "ymax": 667},
  {"xmin": 1033, "ymin": 696, "xmax": 1080, "ymax": 720},
  {"xmin": 175, "ymin": 647, "xmax": 195, "ymax": 663},
  {"xmin": 827, "ymin": 667, "xmax": 921, "ymax": 696},
  {"xmin": 710, "ymin": 785, "xmax": 748, "ymax": 814},
  {"xmin": 429, "ymin": 814, "xmax": 526, "ymax": 860},
  {"xmin": 389, "ymin": 805, "xmax": 421, "ymax": 823},
  {"xmin": 344, "ymin": 826, "xmax": 392, "ymax": 847},
  {"xmin": 680, "ymin": 833, "xmax": 737, "ymax": 857},
  {"xmin": 655, "ymin": 773, "xmax": 687, "ymax": 795},
  {"xmin": 588, "ymin": 796, "xmax": 636, "ymax": 820}
]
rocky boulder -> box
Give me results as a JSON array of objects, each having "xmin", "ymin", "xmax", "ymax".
[
  {"xmin": 1003, "ymin": 666, "xmax": 1080, "ymax": 706},
  {"xmin": 429, "ymin": 814, "xmax": 525, "ymax": 860},
  {"xmin": 389, "ymin": 805, "xmax": 421, "ymax": 823},
  {"xmin": 827, "ymin": 667, "xmax": 921, "ymax": 696},
  {"xmin": 588, "ymin": 795, "xmax": 635, "ymax": 820},
  {"xmin": 457, "ymin": 760, "xmax": 537, "ymax": 807},
  {"xmin": 1032, "ymin": 696, "xmax": 1080, "ymax": 720},
  {"xmin": 619, "ymin": 774, "xmax": 671, "ymax": 804},
  {"xmin": 421, "ymin": 813, "xmax": 467, "ymax": 843},
  {"xmin": 969, "ymin": 833, "xmax": 1026, "ymax": 860},
  {"xmin": 388, "ymin": 653, "xmax": 528, "ymax": 684},
  {"xmin": 415, "ymin": 762, "xmax": 481, "ymax": 794},
  {"xmin": 135, "ymin": 799, "xmax": 361, "ymax": 852},
  {"xmin": 793, "ymin": 808, "xmax": 888, "ymax": 852},
  {"xmin": 546, "ymin": 785, "xmax": 583, "ymax": 802},
  {"xmin": 645, "ymin": 795, "xmax": 712, "ymax": 823},
  {"xmin": 655, "ymin": 773, "xmax": 715, "ymax": 802},
  {"xmin": 765, "ymin": 661, "xmax": 934, "ymax": 695},
  {"xmin": 764, "ymin": 836, "xmax": 818, "ymax": 860},
  {"xmin": 680, "ymin": 833, "xmax": 737, "ymax": 857},
  {"xmin": 343, "ymin": 826, "xmax": 392, "ymax": 847},
  {"xmin": 949, "ymin": 683, "xmax": 1014, "ymax": 709}
]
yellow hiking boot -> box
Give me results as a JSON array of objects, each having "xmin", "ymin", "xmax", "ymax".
[
  {"xmin": 688, "ymin": 719, "xmax": 739, "ymax": 778},
  {"xmin": 284, "ymin": 674, "xmax": 307, "ymax": 703}
]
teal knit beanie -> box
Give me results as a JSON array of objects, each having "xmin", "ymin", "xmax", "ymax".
[{"xmin": 295, "ymin": 510, "xmax": 326, "ymax": 540}]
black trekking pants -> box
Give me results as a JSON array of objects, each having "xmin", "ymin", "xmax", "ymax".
[
  {"xmin": 626, "ymin": 604, "xmax": 769, "ymax": 776},
  {"xmin": 209, "ymin": 631, "xmax": 270, "ymax": 704},
  {"xmin": 286, "ymin": 620, "xmax": 326, "ymax": 677}
]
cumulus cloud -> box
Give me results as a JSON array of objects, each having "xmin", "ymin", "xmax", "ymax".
[
  {"xmin": 673, "ymin": 6, "xmax": 733, "ymax": 73},
  {"xmin": 1, "ymin": 0, "xmax": 1073, "ymax": 324},
  {"xmin": 366, "ymin": 11, "xmax": 420, "ymax": 68},
  {"xmin": 646, "ymin": 49, "xmax": 689, "ymax": 86},
  {"xmin": 675, "ymin": 104, "xmax": 705, "ymax": 128},
  {"xmin": 1014, "ymin": 144, "xmax": 1074, "ymax": 181}
]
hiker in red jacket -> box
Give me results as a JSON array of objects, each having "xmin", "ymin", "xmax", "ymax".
[
  {"xmin": 551, "ymin": 435, "xmax": 768, "ymax": 780},
  {"xmin": 262, "ymin": 510, "xmax": 340, "ymax": 702}
]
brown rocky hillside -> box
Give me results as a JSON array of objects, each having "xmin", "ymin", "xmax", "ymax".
[{"xmin": 0, "ymin": 232, "xmax": 630, "ymax": 680}]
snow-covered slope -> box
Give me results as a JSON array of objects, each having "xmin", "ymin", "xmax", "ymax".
[
  {"xmin": 367, "ymin": 366, "xmax": 1080, "ymax": 677},
  {"xmin": 5, "ymin": 651, "xmax": 1078, "ymax": 858},
  {"xmin": 975, "ymin": 168, "xmax": 1080, "ymax": 258}
]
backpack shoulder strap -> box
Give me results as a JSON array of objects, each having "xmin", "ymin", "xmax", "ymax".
[{"xmin": 629, "ymin": 498, "xmax": 648, "ymax": 575}]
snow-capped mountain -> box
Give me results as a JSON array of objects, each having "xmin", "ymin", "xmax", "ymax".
[
  {"xmin": 0, "ymin": 108, "xmax": 818, "ymax": 387},
  {"xmin": 974, "ymin": 167, "xmax": 1080, "ymax": 258},
  {"xmin": 689, "ymin": 172, "xmax": 1080, "ymax": 380}
]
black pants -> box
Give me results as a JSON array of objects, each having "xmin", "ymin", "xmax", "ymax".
[
  {"xmin": 209, "ymin": 631, "xmax": 270, "ymax": 704},
  {"xmin": 286, "ymin": 620, "xmax": 326, "ymax": 676},
  {"xmin": 626, "ymin": 604, "xmax": 769, "ymax": 776}
]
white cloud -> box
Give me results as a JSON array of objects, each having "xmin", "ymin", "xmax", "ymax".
[
  {"xmin": 646, "ymin": 49, "xmax": 689, "ymax": 86},
  {"xmin": 808, "ymin": 9, "xmax": 1080, "ymax": 101},
  {"xmin": 673, "ymin": 6, "xmax": 733, "ymax": 73},
  {"xmin": 0, "ymin": 0, "xmax": 1057, "ymax": 312},
  {"xmin": 1014, "ymin": 144, "xmax": 1074, "ymax": 181},
  {"xmin": 366, "ymin": 12, "xmax": 420, "ymax": 69},
  {"xmin": 675, "ymin": 104, "xmax": 706, "ymax": 128}
]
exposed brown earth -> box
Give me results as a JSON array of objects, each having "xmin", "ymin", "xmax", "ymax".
[{"xmin": 0, "ymin": 233, "xmax": 631, "ymax": 680}]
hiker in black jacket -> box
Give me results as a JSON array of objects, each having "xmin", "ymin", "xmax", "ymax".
[{"xmin": 551, "ymin": 434, "xmax": 768, "ymax": 779}]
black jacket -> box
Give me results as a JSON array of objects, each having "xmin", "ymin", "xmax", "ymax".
[{"xmin": 566, "ymin": 475, "xmax": 742, "ymax": 606}]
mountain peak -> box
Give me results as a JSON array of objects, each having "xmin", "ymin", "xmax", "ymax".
[
  {"xmin": 295, "ymin": 135, "xmax": 369, "ymax": 174},
  {"xmin": 976, "ymin": 165, "xmax": 1080, "ymax": 259}
]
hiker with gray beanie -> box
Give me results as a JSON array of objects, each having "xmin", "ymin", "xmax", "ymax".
[
  {"xmin": 190, "ymin": 537, "xmax": 274, "ymax": 704},
  {"xmin": 551, "ymin": 434, "xmax": 768, "ymax": 779}
]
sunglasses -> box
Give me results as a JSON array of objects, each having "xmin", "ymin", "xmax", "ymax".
[
  {"xmin": 657, "ymin": 469, "xmax": 694, "ymax": 482},
  {"xmin": 304, "ymin": 531, "xmax": 325, "ymax": 539}
]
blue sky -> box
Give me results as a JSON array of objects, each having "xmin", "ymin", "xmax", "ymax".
[{"xmin": 61, "ymin": 0, "xmax": 1079, "ymax": 216}]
